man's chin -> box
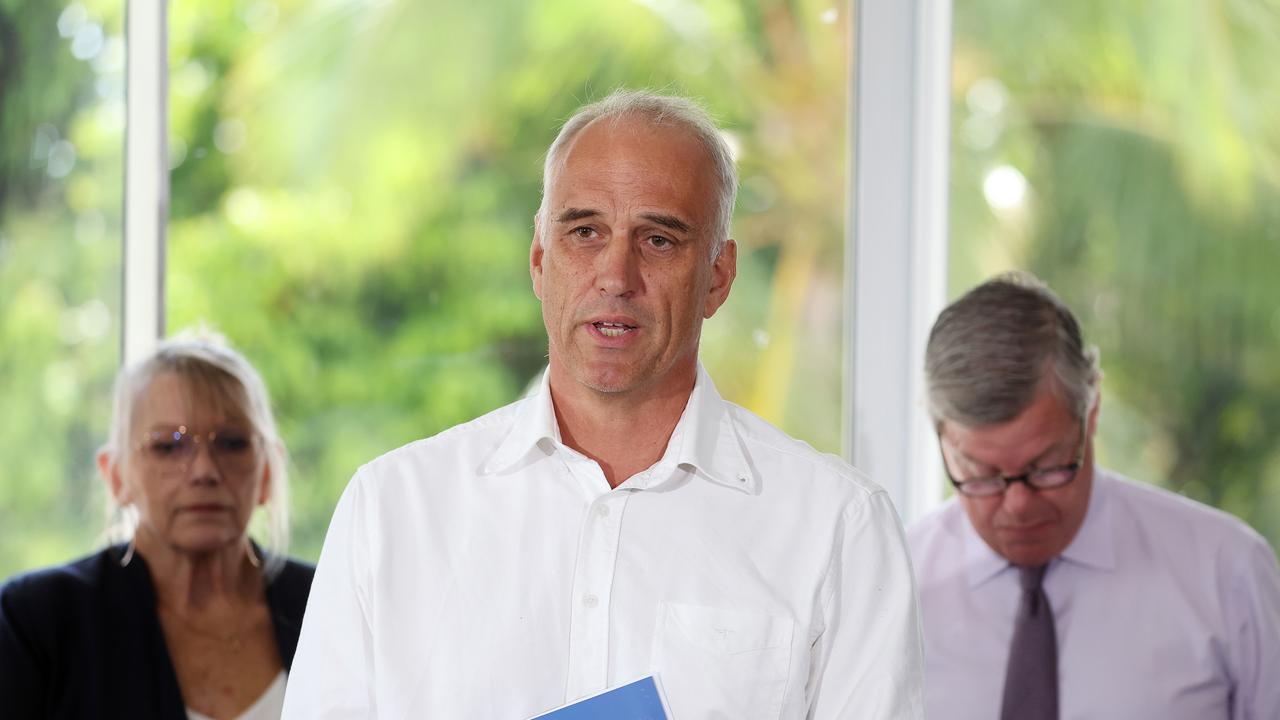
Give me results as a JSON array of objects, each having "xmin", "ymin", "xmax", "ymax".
[
  {"xmin": 995, "ymin": 538, "xmax": 1059, "ymax": 567},
  {"xmin": 580, "ymin": 369, "xmax": 641, "ymax": 395},
  {"xmin": 554, "ymin": 350, "xmax": 693, "ymax": 398},
  {"xmin": 562, "ymin": 355, "xmax": 648, "ymax": 394}
]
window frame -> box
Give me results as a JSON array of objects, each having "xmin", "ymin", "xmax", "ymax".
[
  {"xmin": 123, "ymin": 0, "xmax": 166, "ymax": 367},
  {"xmin": 848, "ymin": 0, "xmax": 952, "ymax": 520}
]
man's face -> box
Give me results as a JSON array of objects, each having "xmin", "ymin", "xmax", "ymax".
[
  {"xmin": 941, "ymin": 386, "xmax": 1098, "ymax": 567},
  {"xmin": 531, "ymin": 116, "xmax": 736, "ymax": 398}
]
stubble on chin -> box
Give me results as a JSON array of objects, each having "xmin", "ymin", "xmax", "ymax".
[{"xmin": 573, "ymin": 360, "xmax": 646, "ymax": 395}]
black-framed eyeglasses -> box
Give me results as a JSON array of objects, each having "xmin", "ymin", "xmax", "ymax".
[{"xmin": 938, "ymin": 419, "xmax": 1087, "ymax": 498}]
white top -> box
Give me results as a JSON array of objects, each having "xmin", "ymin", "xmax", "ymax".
[
  {"xmin": 908, "ymin": 469, "xmax": 1280, "ymax": 720},
  {"xmin": 188, "ymin": 670, "xmax": 287, "ymax": 720},
  {"xmin": 283, "ymin": 365, "xmax": 924, "ymax": 719}
]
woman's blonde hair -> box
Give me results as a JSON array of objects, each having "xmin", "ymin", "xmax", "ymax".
[{"xmin": 102, "ymin": 329, "xmax": 290, "ymax": 575}]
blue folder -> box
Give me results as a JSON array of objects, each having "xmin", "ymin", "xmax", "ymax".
[{"xmin": 530, "ymin": 675, "xmax": 671, "ymax": 719}]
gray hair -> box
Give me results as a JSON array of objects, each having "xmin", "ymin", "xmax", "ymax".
[
  {"xmin": 925, "ymin": 271, "xmax": 1101, "ymax": 428},
  {"xmin": 536, "ymin": 89, "xmax": 738, "ymax": 257},
  {"xmin": 103, "ymin": 329, "xmax": 290, "ymax": 576}
]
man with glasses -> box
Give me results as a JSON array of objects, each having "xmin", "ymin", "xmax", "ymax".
[{"xmin": 908, "ymin": 272, "xmax": 1280, "ymax": 719}]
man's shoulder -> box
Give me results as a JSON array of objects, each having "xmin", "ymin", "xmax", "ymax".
[
  {"xmin": 906, "ymin": 498, "xmax": 967, "ymax": 555},
  {"xmin": 358, "ymin": 395, "xmax": 529, "ymax": 479},
  {"xmin": 1103, "ymin": 470, "xmax": 1270, "ymax": 551},
  {"xmin": 721, "ymin": 398, "xmax": 885, "ymax": 501}
]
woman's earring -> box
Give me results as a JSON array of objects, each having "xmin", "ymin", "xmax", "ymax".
[{"xmin": 119, "ymin": 536, "xmax": 137, "ymax": 567}]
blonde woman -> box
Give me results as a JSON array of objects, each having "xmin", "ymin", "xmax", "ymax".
[{"xmin": 0, "ymin": 335, "xmax": 313, "ymax": 719}]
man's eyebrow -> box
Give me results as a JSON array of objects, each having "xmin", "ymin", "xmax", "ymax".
[
  {"xmin": 640, "ymin": 212, "xmax": 692, "ymax": 234},
  {"xmin": 554, "ymin": 208, "xmax": 695, "ymax": 234},
  {"xmin": 555, "ymin": 208, "xmax": 601, "ymax": 223},
  {"xmin": 951, "ymin": 447, "xmax": 995, "ymax": 473}
]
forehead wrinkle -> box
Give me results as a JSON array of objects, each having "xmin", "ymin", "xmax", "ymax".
[
  {"xmin": 951, "ymin": 431, "xmax": 1075, "ymax": 474},
  {"xmin": 554, "ymin": 160, "xmax": 704, "ymax": 217},
  {"xmin": 548, "ymin": 119, "xmax": 717, "ymax": 240}
]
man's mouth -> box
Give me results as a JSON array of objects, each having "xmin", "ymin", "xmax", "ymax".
[
  {"xmin": 592, "ymin": 321, "xmax": 636, "ymax": 337},
  {"xmin": 998, "ymin": 519, "xmax": 1053, "ymax": 534}
]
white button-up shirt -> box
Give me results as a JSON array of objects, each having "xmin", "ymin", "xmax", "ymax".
[
  {"xmin": 909, "ymin": 469, "xmax": 1280, "ymax": 720},
  {"xmin": 284, "ymin": 365, "xmax": 924, "ymax": 719}
]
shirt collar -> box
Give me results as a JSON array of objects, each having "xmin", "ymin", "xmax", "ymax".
[
  {"xmin": 665, "ymin": 364, "xmax": 758, "ymax": 494},
  {"xmin": 480, "ymin": 364, "xmax": 758, "ymax": 495},
  {"xmin": 962, "ymin": 507, "xmax": 1011, "ymax": 589},
  {"xmin": 1057, "ymin": 466, "xmax": 1116, "ymax": 572},
  {"xmin": 480, "ymin": 368, "xmax": 559, "ymax": 476},
  {"xmin": 963, "ymin": 464, "xmax": 1117, "ymax": 588}
]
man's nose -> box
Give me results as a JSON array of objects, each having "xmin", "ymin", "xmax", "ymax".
[
  {"xmin": 1000, "ymin": 480, "xmax": 1037, "ymax": 515},
  {"xmin": 596, "ymin": 237, "xmax": 641, "ymax": 297}
]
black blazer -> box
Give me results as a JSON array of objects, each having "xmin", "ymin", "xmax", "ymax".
[{"xmin": 0, "ymin": 544, "xmax": 314, "ymax": 719}]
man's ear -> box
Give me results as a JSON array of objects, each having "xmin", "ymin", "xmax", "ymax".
[
  {"xmin": 1087, "ymin": 391, "xmax": 1102, "ymax": 437},
  {"xmin": 530, "ymin": 214, "xmax": 546, "ymax": 301},
  {"xmin": 703, "ymin": 238, "xmax": 738, "ymax": 319},
  {"xmin": 98, "ymin": 448, "xmax": 128, "ymax": 504}
]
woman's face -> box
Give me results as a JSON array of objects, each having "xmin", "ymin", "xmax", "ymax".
[{"xmin": 117, "ymin": 372, "xmax": 269, "ymax": 556}]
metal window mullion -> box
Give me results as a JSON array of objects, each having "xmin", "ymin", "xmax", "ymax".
[
  {"xmin": 846, "ymin": 0, "xmax": 952, "ymax": 522},
  {"xmin": 123, "ymin": 0, "xmax": 167, "ymax": 367}
]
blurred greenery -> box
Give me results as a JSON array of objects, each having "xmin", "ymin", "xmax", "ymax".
[
  {"xmin": 2, "ymin": 0, "xmax": 848, "ymax": 575},
  {"xmin": 950, "ymin": 0, "xmax": 1280, "ymax": 550},
  {"xmin": 6, "ymin": 0, "xmax": 1275, "ymax": 580},
  {"xmin": 0, "ymin": 0, "xmax": 122, "ymax": 575}
]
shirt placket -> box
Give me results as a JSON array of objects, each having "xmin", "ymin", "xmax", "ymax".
[{"xmin": 562, "ymin": 459, "xmax": 635, "ymax": 702}]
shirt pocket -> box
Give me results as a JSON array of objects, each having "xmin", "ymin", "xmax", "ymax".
[{"xmin": 650, "ymin": 602, "xmax": 794, "ymax": 720}]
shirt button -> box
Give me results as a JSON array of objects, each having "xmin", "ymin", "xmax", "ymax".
[
  {"xmin": 582, "ymin": 593, "xmax": 599, "ymax": 608},
  {"xmin": 596, "ymin": 504, "xmax": 610, "ymax": 518}
]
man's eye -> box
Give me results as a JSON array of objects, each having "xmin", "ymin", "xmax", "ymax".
[
  {"xmin": 647, "ymin": 235, "xmax": 673, "ymax": 248},
  {"xmin": 572, "ymin": 226, "xmax": 595, "ymax": 238},
  {"xmin": 1033, "ymin": 468, "xmax": 1074, "ymax": 485}
]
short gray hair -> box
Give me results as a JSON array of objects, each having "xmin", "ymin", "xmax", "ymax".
[
  {"xmin": 537, "ymin": 89, "xmax": 738, "ymax": 256},
  {"xmin": 925, "ymin": 271, "xmax": 1101, "ymax": 428},
  {"xmin": 103, "ymin": 329, "xmax": 290, "ymax": 576}
]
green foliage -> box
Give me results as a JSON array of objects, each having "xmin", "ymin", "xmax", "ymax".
[
  {"xmin": 2, "ymin": 0, "xmax": 849, "ymax": 576},
  {"xmin": 0, "ymin": 0, "xmax": 122, "ymax": 574},
  {"xmin": 9, "ymin": 0, "xmax": 1272, "ymax": 580},
  {"xmin": 951, "ymin": 0, "xmax": 1280, "ymax": 550}
]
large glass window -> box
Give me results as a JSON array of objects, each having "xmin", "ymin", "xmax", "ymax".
[
  {"xmin": 0, "ymin": 1, "xmax": 124, "ymax": 577},
  {"xmin": 950, "ymin": 1, "xmax": 1280, "ymax": 549},
  {"xmin": 167, "ymin": 0, "xmax": 850, "ymax": 560}
]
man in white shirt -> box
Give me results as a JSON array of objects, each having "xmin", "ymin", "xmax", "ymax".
[
  {"xmin": 283, "ymin": 90, "xmax": 924, "ymax": 719},
  {"xmin": 909, "ymin": 272, "xmax": 1280, "ymax": 720}
]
